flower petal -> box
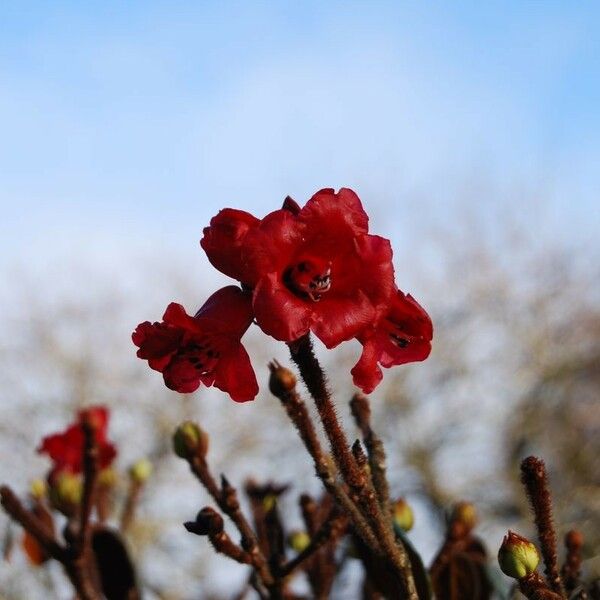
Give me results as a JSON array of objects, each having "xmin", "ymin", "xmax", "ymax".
[
  {"xmin": 162, "ymin": 356, "xmax": 202, "ymax": 394},
  {"xmin": 194, "ymin": 286, "xmax": 254, "ymax": 337},
  {"xmin": 300, "ymin": 188, "xmax": 369, "ymax": 235},
  {"xmin": 200, "ymin": 209, "xmax": 260, "ymax": 285},
  {"xmin": 351, "ymin": 339, "xmax": 384, "ymax": 394},
  {"xmin": 312, "ymin": 290, "xmax": 376, "ymax": 348},
  {"xmin": 253, "ymin": 272, "xmax": 314, "ymax": 341},
  {"xmin": 212, "ymin": 343, "xmax": 259, "ymax": 402}
]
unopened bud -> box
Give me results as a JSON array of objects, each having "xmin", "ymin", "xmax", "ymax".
[
  {"xmin": 129, "ymin": 459, "xmax": 153, "ymax": 484},
  {"xmin": 97, "ymin": 467, "xmax": 117, "ymax": 488},
  {"xmin": 268, "ymin": 361, "xmax": 297, "ymax": 397},
  {"xmin": 173, "ymin": 421, "xmax": 209, "ymax": 459},
  {"xmin": 29, "ymin": 479, "xmax": 47, "ymax": 500},
  {"xmin": 393, "ymin": 498, "xmax": 414, "ymax": 532},
  {"xmin": 184, "ymin": 507, "xmax": 224, "ymax": 536},
  {"xmin": 451, "ymin": 501, "xmax": 477, "ymax": 531},
  {"xmin": 498, "ymin": 531, "xmax": 540, "ymax": 579},
  {"xmin": 565, "ymin": 529, "xmax": 584, "ymax": 550},
  {"xmin": 287, "ymin": 530, "xmax": 311, "ymax": 553},
  {"xmin": 262, "ymin": 494, "xmax": 277, "ymax": 512},
  {"xmin": 49, "ymin": 472, "xmax": 82, "ymax": 513}
]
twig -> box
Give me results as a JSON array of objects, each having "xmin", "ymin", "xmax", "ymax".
[
  {"xmin": 520, "ymin": 457, "xmax": 566, "ymax": 597},
  {"xmin": 269, "ymin": 361, "xmax": 380, "ymax": 550},
  {"xmin": 187, "ymin": 455, "xmax": 276, "ymax": 591},
  {"xmin": 278, "ymin": 509, "xmax": 347, "ymax": 577},
  {"xmin": 350, "ymin": 393, "xmax": 392, "ymax": 518},
  {"xmin": 1, "ymin": 485, "xmax": 100, "ymax": 600},
  {"xmin": 0, "ymin": 486, "xmax": 67, "ymax": 563},
  {"xmin": 286, "ymin": 337, "xmax": 418, "ymax": 599},
  {"xmin": 76, "ymin": 417, "xmax": 99, "ymax": 558},
  {"xmin": 288, "ymin": 335, "xmax": 363, "ymax": 488},
  {"xmin": 120, "ymin": 480, "xmax": 142, "ymax": 533},
  {"xmin": 561, "ymin": 530, "xmax": 584, "ymax": 594}
]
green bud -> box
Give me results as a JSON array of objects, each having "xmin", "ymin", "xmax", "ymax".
[
  {"xmin": 262, "ymin": 494, "xmax": 277, "ymax": 513},
  {"xmin": 498, "ymin": 531, "xmax": 540, "ymax": 579},
  {"xmin": 97, "ymin": 467, "xmax": 117, "ymax": 488},
  {"xmin": 29, "ymin": 479, "xmax": 47, "ymax": 500},
  {"xmin": 173, "ymin": 421, "xmax": 209, "ymax": 459},
  {"xmin": 49, "ymin": 472, "xmax": 82, "ymax": 513},
  {"xmin": 451, "ymin": 501, "xmax": 477, "ymax": 531},
  {"xmin": 287, "ymin": 530, "xmax": 311, "ymax": 553},
  {"xmin": 393, "ymin": 498, "xmax": 415, "ymax": 532},
  {"xmin": 129, "ymin": 458, "xmax": 153, "ymax": 484}
]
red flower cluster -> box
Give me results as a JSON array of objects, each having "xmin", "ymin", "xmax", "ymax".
[
  {"xmin": 134, "ymin": 188, "xmax": 432, "ymax": 400},
  {"xmin": 38, "ymin": 406, "xmax": 117, "ymax": 476},
  {"xmin": 133, "ymin": 287, "xmax": 258, "ymax": 402}
]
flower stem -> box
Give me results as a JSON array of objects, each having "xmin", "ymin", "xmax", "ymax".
[
  {"xmin": 520, "ymin": 456, "xmax": 566, "ymax": 598},
  {"xmin": 288, "ymin": 334, "xmax": 418, "ymax": 600},
  {"xmin": 186, "ymin": 454, "xmax": 277, "ymax": 595}
]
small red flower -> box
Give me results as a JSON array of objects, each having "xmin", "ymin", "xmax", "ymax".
[
  {"xmin": 201, "ymin": 188, "xmax": 395, "ymax": 348},
  {"xmin": 38, "ymin": 406, "xmax": 117, "ymax": 474},
  {"xmin": 351, "ymin": 290, "xmax": 433, "ymax": 393},
  {"xmin": 132, "ymin": 286, "xmax": 258, "ymax": 402}
]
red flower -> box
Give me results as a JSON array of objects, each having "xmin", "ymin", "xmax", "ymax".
[
  {"xmin": 38, "ymin": 406, "xmax": 117, "ymax": 474},
  {"xmin": 351, "ymin": 290, "xmax": 433, "ymax": 393},
  {"xmin": 201, "ymin": 188, "xmax": 395, "ymax": 348},
  {"xmin": 132, "ymin": 286, "xmax": 258, "ymax": 402}
]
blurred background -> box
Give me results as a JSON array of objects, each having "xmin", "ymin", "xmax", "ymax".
[{"xmin": 1, "ymin": 2, "xmax": 598, "ymax": 598}]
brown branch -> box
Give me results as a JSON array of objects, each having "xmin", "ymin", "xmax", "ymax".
[
  {"xmin": 350, "ymin": 393, "xmax": 391, "ymax": 518},
  {"xmin": 76, "ymin": 417, "xmax": 99, "ymax": 558},
  {"xmin": 520, "ymin": 457, "xmax": 565, "ymax": 598},
  {"xmin": 120, "ymin": 480, "xmax": 142, "ymax": 533},
  {"xmin": 278, "ymin": 509, "xmax": 347, "ymax": 577},
  {"xmin": 561, "ymin": 530, "xmax": 584, "ymax": 594},
  {"xmin": 185, "ymin": 507, "xmax": 253, "ymax": 565},
  {"xmin": 269, "ymin": 361, "xmax": 380, "ymax": 551},
  {"xmin": 1, "ymin": 485, "xmax": 100, "ymax": 600},
  {"xmin": 186, "ymin": 455, "xmax": 276, "ymax": 591},
  {"xmin": 1, "ymin": 485, "xmax": 68, "ymax": 563},
  {"xmin": 286, "ymin": 337, "xmax": 418, "ymax": 600},
  {"xmin": 519, "ymin": 571, "xmax": 564, "ymax": 600}
]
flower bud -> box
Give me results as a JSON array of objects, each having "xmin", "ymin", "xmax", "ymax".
[
  {"xmin": 49, "ymin": 472, "xmax": 82, "ymax": 514},
  {"xmin": 268, "ymin": 361, "xmax": 297, "ymax": 397},
  {"xmin": 287, "ymin": 530, "xmax": 311, "ymax": 553},
  {"xmin": 393, "ymin": 498, "xmax": 414, "ymax": 532},
  {"xmin": 97, "ymin": 467, "xmax": 117, "ymax": 488},
  {"xmin": 29, "ymin": 479, "xmax": 47, "ymax": 500},
  {"xmin": 262, "ymin": 494, "xmax": 277, "ymax": 513},
  {"xmin": 129, "ymin": 459, "xmax": 153, "ymax": 484},
  {"xmin": 184, "ymin": 507, "xmax": 224, "ymax": 536},
  {"xmin": 451, "ymin": 501, "xmax": 477, "ymax": 530},
  {"xmin": 498, "ymin": 531, "xmax": 540, "ymax": 579},
  {"xmin": 173, "ymin": 421, "xmax": 209, "ymax": 459},
  {"xmin": 565, "ymin": 529, "xmax": 584, "ymax": 550}
]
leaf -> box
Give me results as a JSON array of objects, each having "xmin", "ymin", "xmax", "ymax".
[
  {"xmin": 396, "ymin": 526, "xmax": 432, "ymax": 600},
  {"xmin": 91, "ymin": 527, "xmax": 140, "ymax": 600}
]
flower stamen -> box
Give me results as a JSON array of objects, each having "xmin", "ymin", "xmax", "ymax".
[{"xmin": 285, "ymin": 257, "xmax": 332, "ymax": 302}]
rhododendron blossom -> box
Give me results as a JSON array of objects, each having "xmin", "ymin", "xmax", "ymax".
[
  {"xmin": 38, "ymin": 406, "xmax": 117, "ymax": 475},
  {"xmin": 201, "ymin": 188, "xmax": 395, "ymax": 348},
  {"xmin": 351, "ymin": 290, "xmax": 433, "ymax": 393},
  {"xmin": 133, "ymin": 286, "xmax": 258, "ymax": 402}
]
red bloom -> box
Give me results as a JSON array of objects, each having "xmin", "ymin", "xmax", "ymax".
[
  {"xmin": 38, "ymin": 406, "xmax": 117, "ymax": 475},
  {"xmin": 132, "ymin": 286, "xmax": 258, "ymax": 402},
  {"xmin": 351, "ymin": 290, "xmax": 433, "ymax": 393},
  {"xmin": 201, "ymin": 188, "xmax": 395, "ymax": 348}
]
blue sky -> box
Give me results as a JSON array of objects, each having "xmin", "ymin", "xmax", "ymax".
[{"xmin": 1, "ymin": 1, "xmax": 599, "ymax": 267}]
